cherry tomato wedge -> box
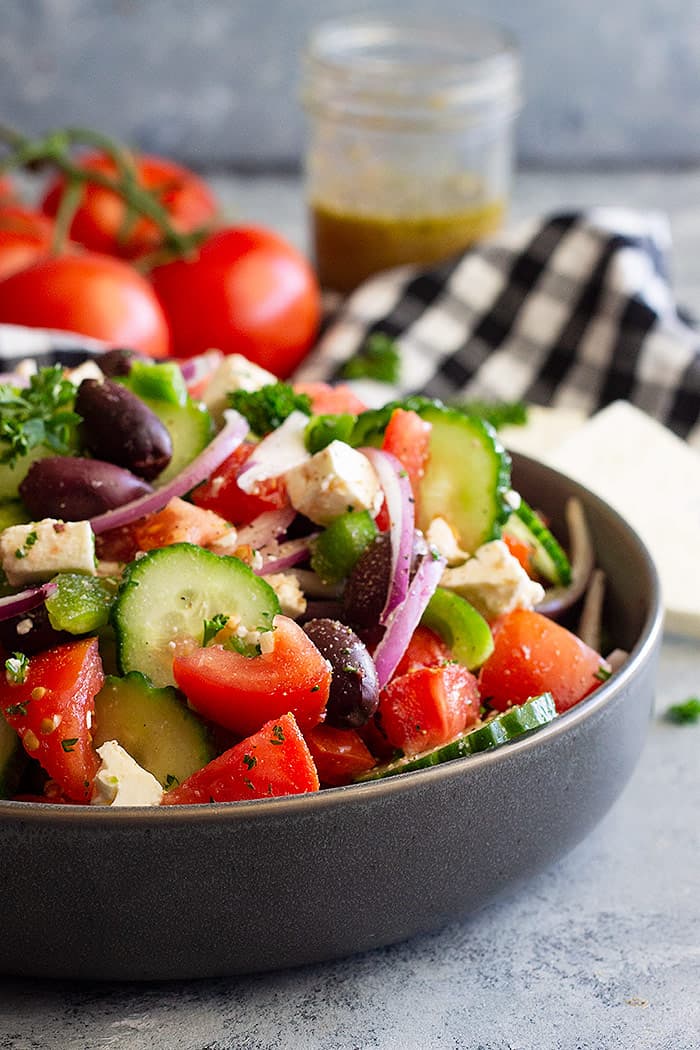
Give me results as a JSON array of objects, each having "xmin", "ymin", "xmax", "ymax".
[
  {"xmin": 41, "ymin": 151, "xmax": 218, "ymax": 260},
  {"xmin": 478, "ymin": 608, "xmax": 605, "ymax": 714},
  {"xmin": 304, "ymin": 725, "xmax": 376, "ymax": 786},
  {"xmin": 151, "ymin": 225, "xmax": 321, "ymax": 376},
  {"xmin": 190, "ymin": 443, "xmax": 289, "ymax": 526},
  {"xmin": 0, "ymin": 637, "xmax": 103, "ymax": 802},
  {"xmin": 173, "ymin": 615, "xmax": 331, "ymax": 737},
  {"xmin": 162, "ymin": 713, "xmax": 319, "ymax": 805},
  {"xmin": 0, "ymin": 252, "xmax": 171, "ymax": 358}
]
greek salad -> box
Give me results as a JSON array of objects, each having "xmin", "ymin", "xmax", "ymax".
[{"xmin": 0, "ymin": 350, "xmax": 619, "ymax": 806}]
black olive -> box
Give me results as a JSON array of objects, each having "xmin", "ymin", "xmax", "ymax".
[
  {"xmin": 303, "ymin": 618, "xmax": 379, "ymax": 728},
  {"xmin": 19, "ymin": 456, "xmax": 153, "ymax": 521},
  {"xmin": 75, "ymin": 378, "xmax": 172, "ymax": 480}
]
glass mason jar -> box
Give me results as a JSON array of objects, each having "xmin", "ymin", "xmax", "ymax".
[{"xmin": 301, "ymin": 16, "xmax": 521, "ymax": 293}]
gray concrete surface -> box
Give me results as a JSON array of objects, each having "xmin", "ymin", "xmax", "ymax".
[
  {"xmin": 1, "ymin": 0, "xmax": 700, "ymax": 168},
  {"xmin": 0, "ymin": 170, "xmax": 699, "ymax": 1049}
]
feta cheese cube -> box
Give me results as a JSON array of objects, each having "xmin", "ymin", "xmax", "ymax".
[
  {"xmin": 202, "ymin": 354, "xmax": 277, "ymax": 424},
  {"xmin": 440, "ymin": 539, "xmax": 545, "ymax": 621},
  {"xmin": 90, "ymin": 740, "xmax": 164, "ymax": 807},
  {"xmin": 264, "ymin": 572, "xmax": 307, "ymax": 619},
  {"xmin": 425, "ymin": 516, "xmax": 470, "ymax": 567},
  {"xmin": 0, "ymin": 518, "xmax": 96, "ymax": 586},
  {"xmin": 284, "ymin": 441, "xmax": 381, "ymax": 526}
]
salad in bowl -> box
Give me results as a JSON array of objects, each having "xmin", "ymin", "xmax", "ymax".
[{"xmin": 0, "ymin": 349, "xmax": 616, "ymax": 808}]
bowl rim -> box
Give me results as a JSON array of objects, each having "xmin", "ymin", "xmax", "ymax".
[{"xmin": 0, "ymin": 452, "xmax": 663, "ymax": 827}]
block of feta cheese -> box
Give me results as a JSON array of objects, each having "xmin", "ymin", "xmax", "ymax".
[
  {"xmin": 440, "ymin": 539, "xmax": 545, "ymax": 621},
  {"xmin": 0, "ymin": 518, "xmax": 96, "ymax": 587},
  {"xmin": 284, "ymin": 440, "xmax": 381, "ymax": 526},
  {"xmin": 90, "ymin": 740, "xmax": 164, "ymax": 807},
  {"xmin": 202, "ymin": 353, "xmax": 277, "ymax": 424},
  {"xmin": 543, "ymin": 400, "xmax": 700, "ymax": 638}
]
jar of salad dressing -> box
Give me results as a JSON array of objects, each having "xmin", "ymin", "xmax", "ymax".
[{"xmin": 301, "ymin": 16, "xmax": 521, "ymax": 294}]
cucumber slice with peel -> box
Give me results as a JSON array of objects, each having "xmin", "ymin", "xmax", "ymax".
[
  {"xmin": 113, "ymin": 543, "xmax": 280, "ymax": 688},
  {"xmin": 357, "ymin": 693, "xmax": 556, "ymax": 781},
  {"xmin": 504, "ymin": 498, "xmax": 572, "ymax": 586}
]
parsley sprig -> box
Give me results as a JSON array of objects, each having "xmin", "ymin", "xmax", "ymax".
[
  {"xmin": 340, "ymin": 333, "xmax": 401, "ymax": 384},
  {"xmin": 665, "ymin": 697, "xmax": 700, "ymax": 725},
  {"xmin": 0, "ymin": 365, "xmax": 81, "ymax": 466},
  {"xmin": 228, "ymin": 382, "xmax": 311, "ymax": 437}
]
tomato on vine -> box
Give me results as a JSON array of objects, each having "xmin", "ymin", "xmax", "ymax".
[{"xmin": 0, "ymin": 204, "xmax": 56, "ymax": 280}]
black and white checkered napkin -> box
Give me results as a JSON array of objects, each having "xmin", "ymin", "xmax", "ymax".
[
  {"xmin": 1, "ymin": 208, "xmax": 698, "ymax": 449},
  {"xmin": 295, "ymin": 208, "xmax": 700, "ymax": 449}
]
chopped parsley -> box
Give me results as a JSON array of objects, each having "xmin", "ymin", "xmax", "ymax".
[
  {"xmin": 202, "ymin": 613, "xmax": 230, "ymax": 646},
  {"xmin": 61, "ymin": 738, "xmax": 78, "ymax": 753},
  {"xmin": 452, "ymin": 399, "xmax": 529, "ymax": 431},
  {"xmin": 270, "ymin": 723, "xmax": 285, "ymax": 745},
  {"xmin": 226, "ymin": 636, "xmax": 261, "ymax": 658},
  {"xmin": 0, "ymin": 365, "xmax": 81, "ymax": 466},
  {"xmin": 164, "ymin": 774, "xmax": 180, "ymax": 789},
  {"xmin": 340, "ymin": 333, "xmax": 401, "ymax": 384},
  {"xmin": 243, "ymin": 753, "xmax": 257, "ymax": 770},
  {"xmin": 228, "ymin": 382, "xmax": 311, "ymax": 437},
  {"xmin": 5, "ymin": 651, "xmax": 29, "ymax": 685},
  {"xmin": 665, "ymin": 696, "xmax": 700, "ymax": 725},
  {"xmin": 14, "ymin": 530, "xmax": 38, "ymax": 560}
]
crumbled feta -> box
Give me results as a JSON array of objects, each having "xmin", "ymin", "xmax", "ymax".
[
  {"xmin": 202, "ymin": 354, "xmax": 277, "ymax": 424},
  {"xmin": 264, "ymin": 572, "xmax": 307, "ymax": 619},
  {"xmin": 284, "ymin": 441, "xmax": 381, "ymax": 526},
  {"xmin": 0, "ymin": 518, "xmax": 96, "ymax": 586},
  {"xmin": 425, "ymin": 516, "xmax": 470, "ymax": 567},
  {"xmin": 440, "ymin": 539, "xmax": 545, "ymax": 621},
  {"xmin": 90, "ymin": 740, "xmax": 163, "ymax": 807},
  {"xmin": 65, "ymin": 360, "xmax": 105, "ymax": 387}
]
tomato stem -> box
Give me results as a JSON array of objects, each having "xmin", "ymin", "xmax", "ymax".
[{"xmin": 0, "ymin": 122, "xmax": 210, "ymax": 258}]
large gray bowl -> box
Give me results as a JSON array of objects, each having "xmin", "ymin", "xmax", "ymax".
[{"xmin": 0, "ymin": 454, "xmax": 662, "ymax": 980}]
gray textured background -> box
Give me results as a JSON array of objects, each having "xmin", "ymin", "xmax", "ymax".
[{"xmin": 1, "ymin": 0, "xmax": 699, "ymax": 170}]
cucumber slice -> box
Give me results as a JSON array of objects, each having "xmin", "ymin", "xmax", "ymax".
[
  {"xmin": 0, "ymin": 501, "xmax": 29, "ymax": 530},
  {"xmin": 420, "ymin": 587, "xmax": 494, "ymax": 670},
  {"xmin": 504, "ymin": 499, "xmax": 572, "ymax": 586},
  {"xmin": 357, "ymin": 693, "xmax": 556, "ymax": 780},
  {"xmin": 113, "ymin": 543, "xmax": 280, "ymax": 687},
  {"xmin": 93, "ymin": 671, "xmax": 215, "ymax": 788},
  {"xmin": 147, "ymin": 396, "xmax": 213, "ymax": 486},
  {"xmin": 415, "ymin": 404, "xmax": 512, "ymax": 554}
]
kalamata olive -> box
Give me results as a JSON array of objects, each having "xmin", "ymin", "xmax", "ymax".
[
  {"xmin": 19, "ymin": 456, "xmax": 153, "ymax": 521},
  {"xmin": 341, "ymin": 532, "xmax": 391, "ymax": 640},
  {"xmin": 97, "ymin": 348, "xmax": 147, "ymax": 377},
  {"xmin": 303, "ymin": 618, "xmax": 380, "ymax": 728},
  {"xmin": 0, "ymin": 604, "xmax": 71, "ymax": 656},
  {"xmin": 75, "ymin": 378, "xmax": 172, "ymax": 480}
]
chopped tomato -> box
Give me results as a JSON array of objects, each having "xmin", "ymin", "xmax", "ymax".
[
  {"xmin": 0, "ymin": 638, "xmax": 103, "ymax": 802},
  {"xmin": 375, "ymin": 408, "xmax": 432, "ymax": 530},
  {"xmin": 304, "ymin": 725, "xmax": 376, "ymax": 786},
  {"xmin": 293, "ymin": 381, "xmax": 368, "ymax": 416},
  {"xmin": 393, "ymin": 626, "xmax": 451, "ymax": 679},
  {"xmin": 173, "ymin": 615, "xmax": 331, "ymax": 737},
  {"xmin": 478, "ymin": 609, "xmax": 605, "ymax": 714},
  {"xmin": 503, "ymin": 533, "xmax": 536, "ymax": 576},
  {"xmin": 162, "ymin": 713, "xmax": 319, "ymax": 805},
  {"xmin": 378, "ymin": 663, "xmax": 480, "ymax": 755},
  {"xmin": 133, "ymin": 496, "xmax": 231, "ymax": 551},
  {"xmin": 190, "ymin": 442, "xmax": 288, "ymax": 526}
]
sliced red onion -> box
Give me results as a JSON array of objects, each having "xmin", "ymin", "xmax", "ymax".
[
  {"xmin": 237, "ymin": 411, "xmax": 311, "ymax": 494},
  {"xmin": 88, "ymin": 409, "xmax": 249, "ymax": 535},
  {"xmin": 178, "ymin": 349, "xmax": 223, "ymax": 389},
  {"xmin": 235, "ymin": 506, "xmax": 296, "ymax": 550},
  {"xmin": 361, "ymin": 448, "xmax": 415, "ymax": 625},
  {"xmin": 536, "ymin": 497, "xmax": 595, "ymax": 618},
  {"xmin": 373, "ymin": 550, "xmax": 446, "ymax": 689},
  {"xmin": 0, "ymin": 580, "xmax": 58, "ymax": 622},
  {"xmin": 577, "ymin": 567, "xmax": 606, "ymax": 651},
  {"xmin": 256, "ymin": 536, "xmax": 317, "ymax": 576},
  {"xmin": 605, "ymin": 648, "xmax": 629, "ymax": 673}
]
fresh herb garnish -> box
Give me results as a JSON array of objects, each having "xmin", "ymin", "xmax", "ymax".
[
  {"xmin": 14, "ymin": 530, "xmax": 38, "ymax": 560},
  {"xmin": 5, "ymin": 651, "xmax": 29, "ymax": 685},
  {"xmin": 595, "ymin": 665, "xmax": 613, "ymax": 682},
  {"xmin": 225, "ymin": 635, "xmax": 261, "ymax": 658},
  {"xmin": 270, "ymin": 723, "xmax": 285, "ymax": 745},
  {"xmin": 454, "ymin": 399, "xmax": 529, "ymax": 430},
  {"xmin": 243, "ymin": 753, "xmax": 257, "ymax": 770},
  {"xmin": 665, "ymin": 697, "xmax": 700, "ymax": 725},
  {"xmin": 164, "ymin": 773, "xmax": 180, "ymax": 789},
  {"xmin": 202, "ymin": 613, "xmax": 230, "ymax": 646},
  {"xmin": 340, "ymin": 333, "xmax": 401, "ymax": 384},
  {"xmin": 228, "ymin": 382, "xmax": 311, "ymax": 437},
  {"xmin": 61, "ymin": 738, "xmax": 78, "ymax": 753},
  {"xmin": 0, "ymin": 365, "xmax": 81, "ymax": 466}
]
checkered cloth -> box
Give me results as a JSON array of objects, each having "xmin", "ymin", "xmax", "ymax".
[
  {"xmin": 1, "ymin": 209, "xmax": 699, "ymax": 449},
  {"xmin": 296, "ymin": 209, "xmax": 700, "ymax": 449}
]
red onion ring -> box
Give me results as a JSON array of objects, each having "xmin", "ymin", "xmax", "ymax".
[
  {"xmin": 88, "ymin": 410, "xmax": 249, "ymax": 535},
  {"xmin": 235, "ymin": 506, "xmax": 296, "ymax": 550},
  {"xmin": 536, "ymin": 498, "xmax": 595, "ymax": 618},
  {"xmin": 0, "ymin": 580, "xmax": 58, "ymax": 622},
  {"xmin": 373, "ymin": 549, "xmax": 446, "ymax": 689},
  {"xmin": 256, "ymin": 536, "xmax": 317, "ymax": 576},
  {"xmin": 361, "ymin": 448, "xmax": 415, "ymax": 625}
]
